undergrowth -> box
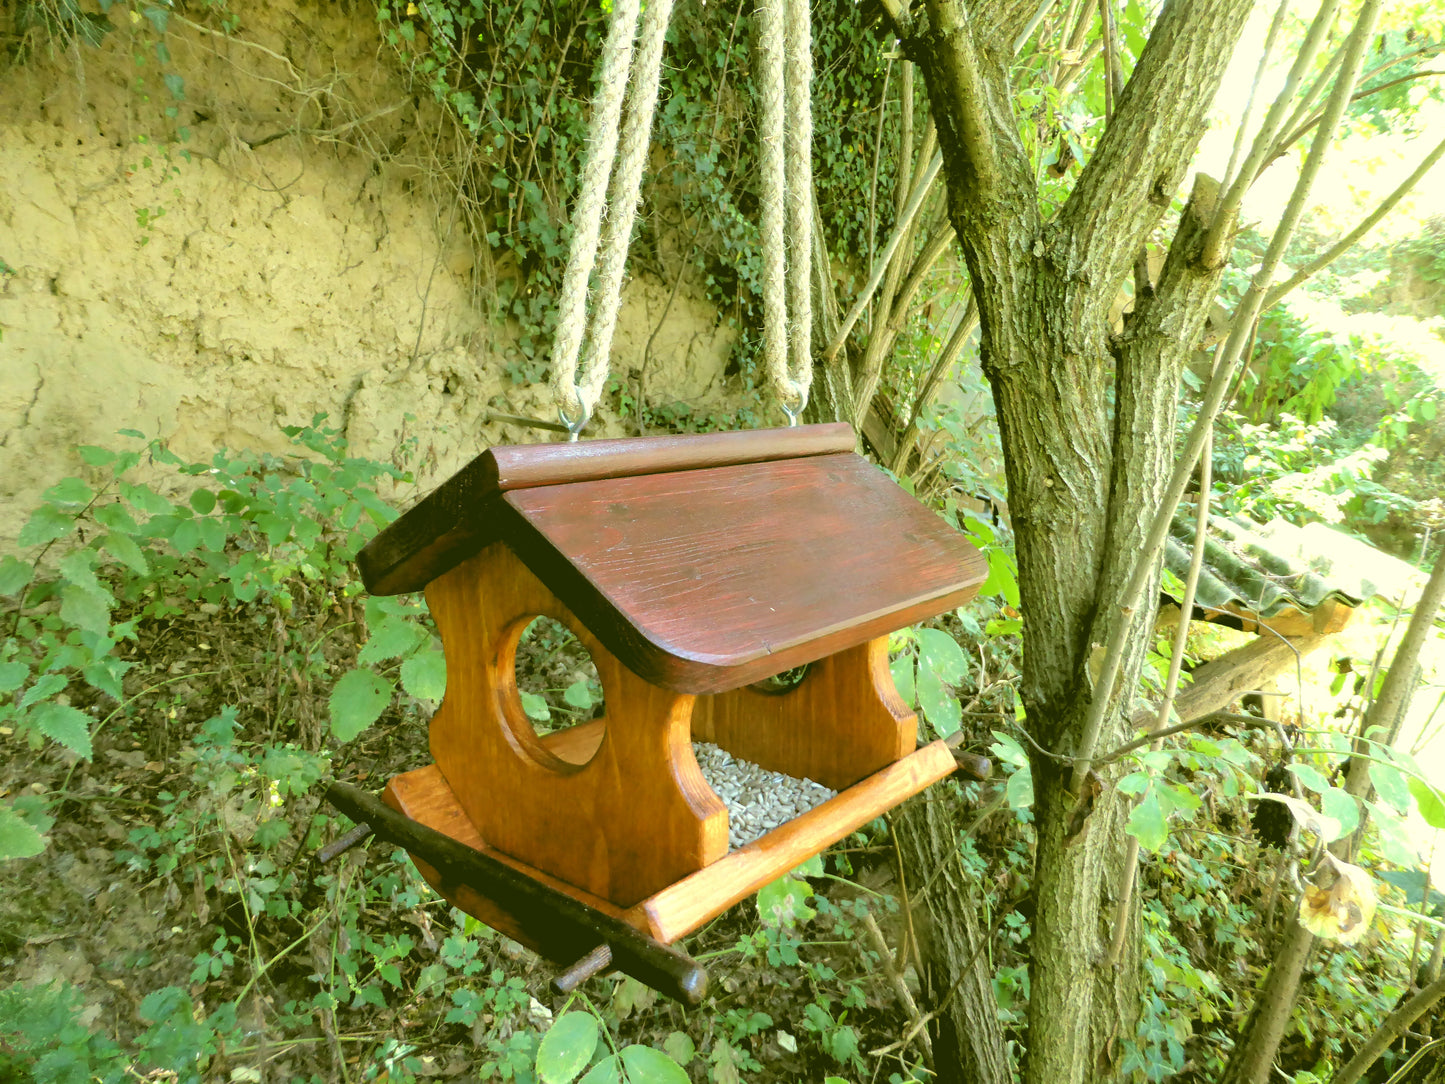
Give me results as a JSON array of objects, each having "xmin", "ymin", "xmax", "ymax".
[
  {"xmin": 1, "ymin": 423, "xmax": 1441, "ymax": 1083},
  {"xmin": 0, "ymin": 422, "xmax": 945, "ymax": 1083}
]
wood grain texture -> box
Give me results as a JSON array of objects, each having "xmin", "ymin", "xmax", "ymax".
[
  {"xmin": 383, "ymin": 743, "xmax": 956, "ymax": 951},
  {"xmin": 385, "ymin": 765, "xmax": 648, "ymax": 941},
  {"xmin": 358, "ymin": 424, "xmax": 854, "ymax": 595},
  {"xmin": 505, "ymin": 453, "xmax": 989, "ymax": 693},
  {"xmin": 377, "ymin": 771, "xmax": 707, "ymax": 1003},
  {"xmin": 642, "ymin": 742, "xmax": 959, "ymax": 943},
  {"xmin": 691, "ymin": 638, "xmax": 915, "ymax": 790},
  {"xmin": 488, "ymin": 423, "xmax": 856, "ymax": 491},
  {"xmin": 426, "ymin": 543, "xmax": 729, "ymax": 908}
]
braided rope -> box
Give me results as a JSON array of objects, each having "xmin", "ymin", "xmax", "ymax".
[
  {"xmin": 756, "ymin": 0, "xmax": 790, "ymax": 414},
  {"xmin": 549, "ymin": 0, "xmax": 642, "ymax": 426},
  {"xmin": 576, "ymin": 0, "xmax": 679, "ymax": 417},
  {"xmin": 782, "ymin": 0, "xmax": 813, "ymax": 414}
]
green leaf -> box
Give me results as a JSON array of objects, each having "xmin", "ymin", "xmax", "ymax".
[
  {"xmin": 101, "ymin": 532, "xmax": 150, "ymax": 575},
  {"xmin": 0, "ymin": 802, "xmax": 46, "ymax": 860},
  {"xmin": 1127, "ymin": 785, "xmax": 1169, "ymax": 852},
  {"xmin": 400, "ymin": 650, "xmax": 447, "ymax": 701},
  {"xmin": 563, "ymin": 680, "xmax": 594, "ymax": 711},
  {"xmin": 0, "ymin": 661, "xmax": 29, "ymax": 694},
  {"xmin": 890, "ymin": 654, "xmax": 915, "ymax": 707},
  {"xmin": 120, "ymin": 481, "xmax": 173, "ymax": 515},
  {"xmin": 43, "ymin": 477, "xmax": 95, "ymax": 509},
  {"xmin": 1287, "ymin": 764, "xmax": 1330, "ymax": 793},
  {"xmin": 78, "ymin": 445, "xmax": 117, "ymax": 467},
  {"xmin": 661, "ymin": 1032, "xmax": 695, "ymax": 1067},
  {"xmin": 30, "ymin": 701, "xmax": 94, "ymax": 758},
  {"xmin": 577, "ymin": 1055, "xmax": 621, "ymax": 1084},
  {"xmin": 1408, "ymin": 778, "xmax": 1445, "ymax": 830},
  {"xmin": 171, "ymin": 518, "xmax": 201, "ymax": 555},
  {"xmin": 94, "ymin": 502, "xmax": 141, "ymax": 534},
  {"xmin": 916, "ymin": 665, "xmax": 961, "ymax": 737},
  {"xmin": 1370, "ymin": 759, "xmax": 1412, "ymax": 815},
  {"xmin": 1370, "ymin": 802, "xmax": 1419, "ymax": 866},
  {"xmin": 1319, "ymin": 787, "xmax": 1360, "ymax": 841},
  {"xmin": 188, "ymin": 487, "xmax": 217, "ymax": 515},
  {"xmin": 19, "ymin": 504, "xmax": 76, "ymax": 547},
  {"xmin": 536, "ymin": 1012, "xmax": 599, "ymax": 1084},
  {"xmin": 196, "ymin": 517, "xmax": 227, "ymax": 554},
  {"xmin": 981, "ymin": 548, "xmax": 1021, "ymax": 607},
  {"xmin": 620, "ymin": 1045, "xmax": 690, "ymax": 1084},
  {"xmin": 329, "ymin": 669, "xmax": 393, "ymax": 741},
  {"xmin": 792, "ymin": 853, "xmax": 825, "ymax": 877},
  {"xmin": 916, "ymin": 628, "xmax": 968, "ymax": 683},
  {"xmin": 20, "ymin": 672, "xmax": 68, "ymax": 708},
  {"xmin": 989, "ymin": 731, "xmax": 1028, "ymax": 768},
  {"xmin": 253, "ymin": 818, "xmax": 291, "ymax": 849},
  {"xmin": 358, "ymin": 615, "xmax": 428, "ymax": 665},
  {"xmin": 521, "ymin": 691, "xmax": 551, "ymax": 722},
  {"xmin": 1004, "ymin": 765, "xmax": 1034, "ymax": 810},
  {"xmin": 60, "ymin": 583, "xmax": 112, "ymax": 635},
  {"xmin": 758, "ymin": 875, "xmax": 815, "ymax": 927},
  {"xmin": 1116, "ymin": 770, "xmax": 1150, "ymax": 797},
  {"xmin": 0, "ymin": 555, "xmax": 30, "ymax": 596}
]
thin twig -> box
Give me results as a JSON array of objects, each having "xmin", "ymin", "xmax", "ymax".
[
  {"xmin": 1201, "ymin": 0, "xmax": 1343, "ymax": 266},
  {"xmin": 1070, "ymin": 0, "xmax": 1384, "ymax": 792},
  {"xmin": 1220, "ymin": 0, "xmax": 1290, "ymax": 196}
]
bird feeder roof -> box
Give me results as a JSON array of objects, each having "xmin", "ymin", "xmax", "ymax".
[{"xmin": 358, "ymin": 424, "xmax": 988, "ymax": 694}]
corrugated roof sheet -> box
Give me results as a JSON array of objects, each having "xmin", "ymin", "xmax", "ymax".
[{"xmin": 1163, "ymin": 512, "xmax": 1423, "ymax": 619}]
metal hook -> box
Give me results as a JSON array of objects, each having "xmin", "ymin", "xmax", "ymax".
[
  {"xmin": 781, "ymin": 390, "xmax": 807, "ymax": 427},
  {"xmin": 558, "ymin": 404, "xmax": 589, "ymax": 443}
]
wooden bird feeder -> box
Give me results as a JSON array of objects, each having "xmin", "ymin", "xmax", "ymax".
[{"xmin": 344, "ymin": 423, "xmax": 987, "ymax": 998}]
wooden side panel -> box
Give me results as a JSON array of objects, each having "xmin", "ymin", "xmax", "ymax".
[
  {"xmin": 425, "ymin": 543, "xmax": 728, "ymax": 908},
  {"xmin": 383, "ymin": 767, "xmax": 657, "ymax": 961},
  {"xmin": 691, "ymin": 638, "xmax": 915, "ymax": 791},
  {"xmin": 642, "ymin": 742, "xmax": 959, "ymax": 943}
]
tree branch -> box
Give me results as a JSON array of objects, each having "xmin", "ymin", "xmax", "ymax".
[
  {"xmin": 1054, "ymin": 0, "xmax": 1253, "ymax": 293},
  {"xmin": 1202, "ymin": 0, "xmax": 1343, "ymax": 266},
  {"xmin": 1220, "ymin": 0, "xmax": 1290, "ymax": 196},
  {"xmin": 1069, "ymin": 0, "xmax": 1383, "ymax": 793},
  {"xmin": 919, "ymin": 0, "xmax": 1006, "ymax": 197},
  {"xmin": 1261, "ymin": 69, "xmax": 1445, "ymax": 175},
  {"xmin": 1262, "ymin": 134, "xmax": 1445, "ymax": 311}
]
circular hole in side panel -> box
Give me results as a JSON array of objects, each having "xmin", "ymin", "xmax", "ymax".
[
  {"xmin": 747, "ymin": 663, "xmax": 811, "ymax": 695},
  {"xmin": 512, "ymin": 616, "xmax": 606, "ymax": 766}
]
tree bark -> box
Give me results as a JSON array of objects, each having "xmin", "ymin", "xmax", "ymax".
[
  {"xmin": 901, "ymin": 0, "xmax": 1253, "ymax": 1080},
  {"xmin": 895, "ymin": 792, "xmax": 1010, "ymax": 1084}
]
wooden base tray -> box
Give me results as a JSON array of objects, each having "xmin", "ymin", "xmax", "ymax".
[{"xmin": 384, "ymin": 740, "xmax": 955, "ymax": 959}]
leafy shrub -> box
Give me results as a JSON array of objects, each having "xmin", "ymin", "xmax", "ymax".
[{"xmin": 0, "ymin": 416, "xmax": 412, "ymax": 856}]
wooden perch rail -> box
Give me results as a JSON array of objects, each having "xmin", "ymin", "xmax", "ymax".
[{"xmin": 323, "ymin": 780, "xmax": 709, "ymax": 1005}]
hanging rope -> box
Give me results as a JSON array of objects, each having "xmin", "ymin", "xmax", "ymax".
[
  {"xmin": 549, "ymin": 0, "xmax": 676, "ymax": 436},
  {"xmin": 758, "ymin": 0, "xmax": 814, "ymax": 421}
]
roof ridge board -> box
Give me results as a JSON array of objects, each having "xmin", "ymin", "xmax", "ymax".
[
  {"xmin": 487, "ymin": 423, "xmax": 856, "ymax": 492},
  {"xmin": 357, "ymin": 424, "xmax": 857, "ymax": 596}
]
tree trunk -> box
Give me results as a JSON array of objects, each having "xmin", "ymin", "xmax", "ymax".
[
  {"xmin": 901, "ymin": 0, "xmax": 1253, "ymax": 1079},
  {"xmin": 895, "ymin": 793, "xmax": 1010, "ymax": 1084}
]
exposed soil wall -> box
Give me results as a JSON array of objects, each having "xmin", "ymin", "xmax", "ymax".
[{"xmin": 0, "ymin": 2, "xmax": 736, "ymax": 547}]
